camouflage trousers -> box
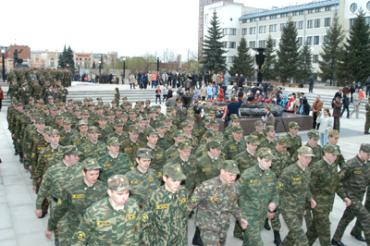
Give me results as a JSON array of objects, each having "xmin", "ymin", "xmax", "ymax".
[
  {"xmin": 241, "ymin": 217, "xmax": 264, "ymax": 246},
  {"xmin": 351, "ymin": 189, "xmax": 370, "ymax": 236},
  {"xmin": 333, "ymin": 199, "xmax": 370, "ymax": 245},
  {"xmin": 199, "ymin": 222, "xmax": 229, "ymax": 246},
  {"xmin": 306, "ymin": 208, "xmax": 331, "ymax": 246},
  {"xmin": 281, "ymin": 209, "xmax": 309, "ymax": 246},
  {"xmin": 56, "ymin": 217, "xmax": 78, "ymax": 246}
]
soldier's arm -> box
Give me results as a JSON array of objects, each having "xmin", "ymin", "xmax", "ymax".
[
  {"xmin": 35, "ymin": 170, "xmax": 51, "ymax": 209},
  {"xmin": 47, "ymin": 188, "xmax": 70, "ymax": 231},
  {"xmin": 270, "ymin": 174, "xmax": 280, "ymax": 208},
  {"xmin": 188, "ymin": 182, "xmax": 207, "ymax": 212},
  {"xmin": 71, "ymin": 210, "xmax": 92, "ymax": 246}
]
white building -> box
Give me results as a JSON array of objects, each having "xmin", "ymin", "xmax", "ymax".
[{"xmin": 202, "ymin": 0, "xmax": 370, "ymax": 73}]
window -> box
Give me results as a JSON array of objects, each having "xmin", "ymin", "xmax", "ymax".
[
  {"xmin": 325, "ymin": 6, "xmax": 331, "ymax": 11},
  {"xmin": 258, "ymin": 40, "xmax": 266, "ymax": 48},
  {"xmin": 306, "ymin": 36, "xmax": 312, "ymax": 45},
  {"xmin": 249, "ymin": 27, "xmax": 256, "ymax": 34},
  {"xmin": 292, "ymin": 11, "xmax": 298, "ymax": 16},
  {"xmin": 259, "ymin": 26, "xmax": 266, "ymax": 33},
  {"xmin": 270, "ymin": 15, "xmax": 277, "ymax": 20},
  {"xmin": 229, "ymin": 42, "xmax": 236, "ymax": 49},
  {"xmin": 269, "ymin": 24, "xmax": 277, "ymax": 32},
  {"xmin": 324, "ymin": 17, "xmax": 331, "ymax": 27},
  {"xmin": 350, "ymin": 3, "xmax": 358, "ymax": 13},
  {"xmin": 242, "ymin": 28, "xmax": 247, "ymax": 35},
  {"xmin": 299, "ymin": 10, "xmax": 304, "ymax": 15},
  {"xmin": 298, "ymin": 37, "xmax": 303, "ymax": 46},
  {"xmin": 314, "ymin": 19, "xmax": 320, "ymax": 28},
  {"xmin": 242, "ymin": 19, "xmax": 247, "ymax": 24},
  {"xmin": 323, "ymin": 35, "xmax": 328, "ymax": 43},
  {"xmin": 313, "ymin": 55, "xmax": 319, "ymax": 63},
  {"xmin": 367, "ymin": 1, "xmax": 370, "ymax": 11},
  {"xmin": 227, "ymin": 56, "xmax": 234, "ymax": 63},
  {"xmin": 308, "ymin": 9, "xmax": 313, "ymax": 14},
  {"xmin": 307, "ymin": 20, "xmax": 313, "ymax": 29},
  {"xmin": 314, "ymin": 36, "xmax": 320, "ymax": 45},
  {"xmin": 315, "ymin": 8, "xmax": 320, "ymax": 13},
  {"xmin": 249, "ymin": 41, "xmax": 256, "ymax": 48},
  {"xmin": 298, "ymin": 21, "xmax": 304, "ymax": 30},
  {"xmin": 260, "ymin": 16, "xmax": 266, "ymax": 21}
]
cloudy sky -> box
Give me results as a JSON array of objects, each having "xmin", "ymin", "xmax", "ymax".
[{"xmin": 1, "ymin": 0, "xmax": 313, "ymax": 58}]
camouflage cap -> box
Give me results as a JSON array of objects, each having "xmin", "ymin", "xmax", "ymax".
[
  {"xmin": 178, "ymin": 140, "xmax": 193, "ymax": 150},
  {"xmin": 265, "ymin": 125, "xmax": 275, "ymax": 133},
  {"xmin": 35, "ymin": 117, "xmax": 45, "ymax": 124},
  {"xmin": 307, "ymin": 130, "xmax": 319, "ymax": 140},
  {"xmin": 82, "ymin": 158, "xmax": 102, "ymax": 170},
  {"xmin": 82, "ymin": 110, "xmax": 90, "ymax": 115},
  {"xmin": 222, "ymin": 160, "xmax": 240, "ymax": 174},
  {"xmin": 107, "ymin": 175, "xmax": 130, "ymax": 191},
  {"xmin": 107, "ymin": 137, "xmax": 120, "ymax": 146},
  {"xmin": 146, "ymin": 128, "xmax": 158, "ymax": 136},
  {"xmin": 114, "ymin": 119, "xmax": 124, "ymax": 126},
  {"xmin": 88, "ymin": 126, "xmax": 100, "ymax": 134},
  {"xmin": 78, "ymin": 119, "xmax": 88, "ymax": 126},
  {"xmin": 297, "ymin": 146, "xmax": 315, "ymax": 156},
  {"xmin": 163, "ymin": 163, "xmax": 186, "ymax": 181},
  {"xmin": 256, "ymin": 147, "xmax": 274, "ymax": 160},
  {"xmin": 50, "ymin": 129, "xmax": 60, "ymax": 136},
  {"xmin": 323, "ymin": 144, "xmax": 340, "ymax": 155},
  {"xmin": 62, "ymin": 145, "xmax": 81, "ymax": 156},
  {"xmin": 230, "ymin": 114, "xmax": 240, "ymax": 121},
  {"xmin": 136, "ymin": 148, "xmax": 152, "ymax": 159},
  {"xmin": 63, "ymin": 118, "xmax": 72, "ymax": 124},
  {"xmin": 276, "ymin": 136, "xmax": 288, "ymax": 146},
  {"xmin": 254, "ymin": 120, "xmax": 264, "ymax": 127},
  {"xmin": 128, "ymin": 125, "xmax": 139, "ymax": 133},
  {"xmin": 207, "ymin": 140, "xmax": 221, "ymax": 150},
  {"xmin": 245, "ymin": 135, "xmax": 260, "ymax": 145},
  {"xmin": 44, "ymin": 126, "xmax": 53, "ymax": 135},
  {"xmin": 231, "ymin": 126, "xmax": 243, "ymax": 133},
  {"xmin": 360, "ymin": 143, "xmax": 370, "ymax": 154},
  {"xmin": 288, "ymin": 121, "xmax": 300, "ymax": 129}
]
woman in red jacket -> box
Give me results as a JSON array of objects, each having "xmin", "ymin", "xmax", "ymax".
[{"xmin": 0, "ymin": 86, "xmax": 4, "ymax": 111}]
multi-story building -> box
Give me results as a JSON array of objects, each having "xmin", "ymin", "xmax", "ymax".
[
  {"xmin": 202, "ymin": 0, "xmax": 370, "ymax": 72},
  {"xmin": 30, "ymin": 50, "xmax": 59, "ymax": 69}
]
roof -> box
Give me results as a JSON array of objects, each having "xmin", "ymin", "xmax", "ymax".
[{"xmin": 239, "ymin": 0, "xmax": 339, "ymax": 21}]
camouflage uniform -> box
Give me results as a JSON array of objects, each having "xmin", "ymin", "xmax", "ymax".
[
  {"xmin": 332, "ymin": 144, "xmax": 370, "ymax": 245},
  {"xmin": 285, "ymin": 121, "xmax": 302, "ymax": 157},
  {"xmin": 196, "ymin": 141, "xmax": 225, "ymax": 184},
  {"xmin": 189, "ymin": 161, "xmax": 243, "ymax": 245},
  {"xmin": 364, "ymin": 98, "xmax": 370, "ymax": 134},
  {"xmin": 234, "ymin": 135, "xmax": 259, "ymax": 173},
  {"xmin": 223, "ymin": 126, "xmax": 245, "ymax": 160},
  {"xmin": 71, "ymin": 176, "xmax": 142, "ymax": 246},
  {"xmin": 236, "ymin": 148, "xmax": 278, "ymax": 246}
]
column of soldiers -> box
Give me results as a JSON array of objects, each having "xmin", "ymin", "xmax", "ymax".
[{"xmin": 6, "ymin": 91, "xmax": 370, "ymax": 246}]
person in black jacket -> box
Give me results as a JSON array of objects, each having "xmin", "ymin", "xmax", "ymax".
[{"xmin": 341, "ymin": 93, "xmax": 350, "ymax": 118}]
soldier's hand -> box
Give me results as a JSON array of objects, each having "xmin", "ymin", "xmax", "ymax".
[
  {"xmin": 35, "ymin": 209, "xmax": 43, "ymax": 218},
  {"xmin": 310, "ymin": 199, "xmax": 317, "ymax": 209},
  {"xmin": 45, "ymin": 230, "xmax": 53, "ymax": 240},
  {"xmin": 240, "ymin": 218, "xmax": 248, "ymax": 230},
  {"xmin": 344, "ymin": 197, "xmax": 352, "ymax": 207}
]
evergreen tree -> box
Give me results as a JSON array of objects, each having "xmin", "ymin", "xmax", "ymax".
[
  {"xmin": 201, "ymin": 11, "xmax": 226, "ymax": 74},
  {"xmin": 262, "ymin": 36, "xmax": 277, "ymax": 81},
  {"xmin": 297, "ymin": 44, "xmax": 312, "ymax": 82},
  {"xmin": 58, "ymin": 45, "xmax": 75, "ymax": 75},
  {"xmin": 276, "ymin": 20, "xmax": 300, "ymax": 82},
  {"xmin": 319, "ymin": 15, "xmax": 344, "ymax": 86},
  {"xmin": 58, "ymin": 45, "xmax": 67, "ymax": 68},
  {"xmin": 229, "ymin": 37, "xmax": 254, "ymax": 79},
  {"xmin": 337, "ymin": 11, "xmax": 370, "ymax": 85}
]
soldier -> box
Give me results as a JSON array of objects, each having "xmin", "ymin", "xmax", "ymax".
[
  {"xmin": 59, "ymin": 117, "xmax": 76, "ymax": 146},
  {"xmin": 124, "ymin": 148, "xmax": 161, "ymax": 207},
  {"xmin": 306, "ymin": 144, "xmax": 351, "ymax": 246},
  {"xmin": 223, "ymin": 126, "xmax": 245, "ymax": 160},
  {"xmin": 350, "ymin": 188, "xmax": 370, "ymax": 242},
  {"xmin": 223, "ymin": 114, "xmax": 241, "ymax": 141},
  {"xmin": 107, "ymin": 119, "xmax": 127, "ymax": 143},
  {"xmin": 332, "ymin": 144, "xmax": 370, "ymax": 246},
  {"xmin": 71, "ymin": 175, "xmax": 142, "ymax": 245},
  {"xmin": 70, "ymin": 120, "xmax": 89, "ymax": 146},
  {"xmin": 259, "ymin": 125, "xmax": 276, "ymax": 150},
  {"xmin": 144, "ymin": 128, "xmax": 166, "ymax": 178},
  {"xmin": 144, "ymin": 163, "xmax": 188, "ymax": 246},
  {"xmin": 237, "ymin": 147, "xmax": 278, "ymax": 246},
  {"xmin": 326, "ymin": 129, "xmax": 346, "ymax": 169},
  {"xmin": 165, "ymin": 130, "xmax": 186, "ymax": 160},
  {"xmin": 277, "ymin": 146, "xmax": 317, "ymax": 246},
  {"xmin": 189, "ymin": 160, "xmax": 248, "ymax": 246},
  {"xmin": 234, "ymin": 135, "xmax": 259, "ymax": 173},
  {"xmin": 250, "ymin": 120, "xmax": 265, "ymax": 142},
  {"xmin": 156, "ymin": 121, "xmax": 173, "ymax": 150},
  {"xmin": 305, "ymin": 130, "xmax": 323, "ymax": 164},
  {"xmin": 121, "ymin": 125, "xmax": 142, "ymax": 162},
  {"xmin": 285, "ymin": 121, "xmax": 302, "ymax": 157},
  {"xmin": 96, "ymin": 116, "xmax": 112, "ymax": 142},
  {"xmin": 45, "ymin": 159, "xmax": 107, "ymax": 246},
  {"xmin": 365, "ymin": 97, "xmax": 370, "ymax": 134},
  {"xmin": 78, "ymin": 126, "xmax": 106, "ymax": 161},
  {"xmin": 98, "ymin": 137, "xmax": 133, "ymax": 183}
]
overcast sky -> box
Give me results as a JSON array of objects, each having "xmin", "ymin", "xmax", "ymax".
[{"xmin": 2, "ymin": 0, "xmax": 313, "ymax": 58}]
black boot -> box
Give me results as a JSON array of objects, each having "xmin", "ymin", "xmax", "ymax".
[
  {"xmin": 350, "ymin": 232, "xmax": 366, "ymax": 242},
  {"xmin": 192, "ymin": 226, "xmax": 203, "ymax": 246},
  {"xmin": 273, "ymin": 230, "xmax": 282, "ymax": 246},
  {"xmin": 264, "ymin": 218, "xmax": 271, "ymax": 230},
  {"xmin": 331, "ymin": 238, "xmax": 346, "ymax": 246}
]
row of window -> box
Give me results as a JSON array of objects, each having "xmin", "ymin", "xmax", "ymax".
[
  {"xmin": 226, "ymin": 54, "xmax": 320, "ymax": 63},
  {"xmin": 242, "ymin": 6, "xmax": 333, "ymax": 23}
]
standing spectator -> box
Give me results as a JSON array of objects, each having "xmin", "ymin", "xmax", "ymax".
[
  {"xmin": 365, "ymin": 76, "xmax": 370, "ymax": 97},
  {"xmin": 238, "ymin": 74, "xmax": 245, "ymax": 88},
  {"xmin": 206, "ymin": 83, "xmax": 214, "ymax": 100},
  {"xmin": 155, "ymin": 86, "xmax": 161, "ymax": 104},
  {"xmin": 308, "ymin": 74, "xmax": 314, "ymax": 93},
  {"xmin": 200, "ymin": 85, "xmax": 206, "ymax": 101},
  {"xmin": 298, "ymin": 97, "xmax": 311, "ymax": 115},
  {"xmin": 312, "ymin": 96, "xmax": 323, "ymax": 129},
  {"xmin": 350, "ymin": 82, "xmax": 356, "ymax": 103},
  {"xmin": 0, "ymin": 86, "xmax": 4, "ymax": 111},
  {"xmin": 162, "ymin": 85, "xmax": 168, "ymax": 101},
  {"xmin": 365, "ymin": 97, "xmax": 370, "ymax": 135},
  {"xmin": 332, "ymin": 96, "xmax": 342, "ymax": 131},
  {"xmin": 351, "ymin": 89, "xmax": 365, "ymax": 119},
  {"xmin": 128, "ymin": 73, "xmax": 136, "ymax": 89},
  {"xmin": 317, "ymin": 108, "xmax": 333, "ymax": 146},
  {"xmin": 341, "ymin": 93, "xmax": 350, "ymax": 118}
]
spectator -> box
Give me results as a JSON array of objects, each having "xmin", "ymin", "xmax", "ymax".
[
  {"xmin": 365, "ymin": 76, "xmax": 370, "ymax": 97},
  {"xmin": 200, "ymin": 85, "xmax": 206, "ymax": 101},
  {"xmin": 332, "ymin": 96, "xmax": 342, "ymax": 131},
  {"xmin": 206, "ymin": 83, "xmax": 214, "ymax": 100},
  {"xmin": 351, "ymin": 89, "xmax": 364, "ymax": 119},
  {"xmin": 350, "ymin": 82, "xmax": 356, "ymax": 103},
  {"xmin": 312, "ymin": 96, "xmax": 323, "ymax": 129},
  {"xmin": 317, "ymin": 108, "xmax": 333, "ymax": 146},
  {"xmin": 155, "ymin": 86, "xmax": 161, "ymax": 104},
  {"xmin": 167, "ymin": 86, "xmax": 173, "ymax": 99},
  {"xmin": 0, "ymin": 86, "xmax": 4, "ymax": 111},
  {"xmin": 162, "ymin": 85, "xmax": 168, "ymax": 101},
  {"xmin": 341, "ymin": 93, "xmax": 350, "ymax": 118},
  {"xmin": 298, "ymin": 97, "xmax": 311, "ymax": 115}
]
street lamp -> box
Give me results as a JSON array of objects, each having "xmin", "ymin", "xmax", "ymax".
[
  {"xmin": 1, "ymin": 48, "xmax": 5, "ymax": 82},
  {"xmin": 122, "ymin": 57, "xmax": 126, "ymax": 83},
  {"xmin": 98, "ymin": 60, "xmax": 102, "ymax": 84}
]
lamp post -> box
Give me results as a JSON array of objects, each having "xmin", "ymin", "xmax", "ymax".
[
  {"xmin": 1, "ymin": 48, "xmax": 5, "ymax": 82},
  {"xmin": 254, "ymin": 48, "xmax": 265, "ymax": 86},
  {"xmin": 122, "ymin": 57, "xmax": 126, "ymax": 84},
  {"xmin": 98, "ymin": 60, "xmax": 102, "ymax": 84}
]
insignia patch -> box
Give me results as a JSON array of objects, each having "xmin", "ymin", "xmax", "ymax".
[
  {"xmin": 141, "ymin": 212, "xmax": 149, "ymax": 222},
  {"xmin": 77, "ymin": 231, "xmax": 86, "ymax": 240},
  {"xmin": 96, "ymin": 220, "xmax": 111, "ymax": 227},
  {"xmin": 179, "ymin": 197, "xmax": 187, "ymax": 204},
  {"xmin": 72, "ymin": 194, "xmax": 85, "ymax": 199},
  {"xmin": 156, "ymin": 203, "xmax": 169, "ymax": 209},
  {"xmin": 126, "ymin": 212, "xmax": 137, "ymax": 221}
]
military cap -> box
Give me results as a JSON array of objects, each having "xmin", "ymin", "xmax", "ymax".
[
  {"xmin": 107, "ymin": 175, "xmax": 130, "ymax": 191},
  {"xmin": 136, "ymin": 148, "xmax": 152, "ymax": 159},
  {"xmin": 47, "ymin": 95, "xmax": 54, "ymax": 99},
  {"xmin": 245, "ymin": 135, "xmax": 260, "ymax": 145},
  {"xmin": 178, "ymin": 141, "xmax": 193, "ymax": 150},
  {"xmin": 230, "ymin": 114, "xmax": 240, "ymax": 120},
  {"xmin": 55, "ymin": 114, "xmax": 63, "ymax": 120},
  {"xmin": 83, "ymin": 158, "xmax": 102, "ymax": 170},
  {"xmin": 288, "ymin": 121, "xmax": 300, "ymax": 129},
  {"xmin": 254, "ymin": 120, "xmax": 264, "ymax": 127},
  {"xmin": 148, "ymin": 107, "xmax": 157, "ymax": 113},
  {"xmin": 265, "ymin": 125, "xmax": 275, "ymax": 133},
  {"xmin": 50, "ymin": 129, "xmax": 60, "ymax": 136},
  {"xmin": 63, "ymin": 118, "xmax": 72, "ymax": 124},
  {"xmin": 307, "ymin": 130, "xmax": 319, "ymax": 140},
  {"xmin": 146, "ymin": 128, "xmax": 158, "ymax": 136},
  {"xmin": 163, "ymin": 163, "xmax": 186, "ymax": 181},
  {"xmin": 78, "ymin": 119, "xmax": 88, "ymax": 126},
  {"xmin": 88, "ymin": 126, "xmax": 100, "ymax": 134},
  {"xmin": 44, "ymin": 126, "xmax": 53, "ymax": 135},
  {"xmin": 107, "ymin": 137, "xmax": 120, "ymax": 146},
  {"xmin": 207, "ymin": 140, "xmax": 221, "ymax": 149},
  {"xmin": 154, "ymin": 121, "xmax": 165, "ymax": 129},
  {"xmin": 48, "ymin": 105, "xmax": 58, "ymax": 111},
  {"xmin": 360, "ymin": 143, "xmax": 370, "ymax": 153},
  {"xmin": 276, "ymin": 136, "xmax": 288, "ymax": 146},
  {"xmin": 231, "ymin": 126, "xmax": 243, "ymax": 133},
  {"xmin": 297, "ymin": 146, "xmax": 315, "ymax": 156},
  {"xmin": 256, "ymin": 147, "xmax": 274, "ymax": 160},
  {"xmin": 222, "ymin": 160, "xmax": 240, "ymax": 174},
  {"xmin": 114, "ymin": 119, "xmax": 124, "ymax": 126},
  {"xmin": 35, "ymin": 117, "xmax": 45, "ymax": 124},
  {"xmin": 128, "ymin": 125, "xmax": 139, "ymax": 132},
  {"xmin": 62, "ymin": 145, "xmax": 81, "ymax": 156},
  {"xmin": 323, "ymin": 144, "xmax": 340, "ymax": 155},
  {"xmin": 174, "ymin": 130, "xmax": 185, "ymax": 138}
]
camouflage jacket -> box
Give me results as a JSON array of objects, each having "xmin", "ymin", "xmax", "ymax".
[
  {"xmin": 285, "ymin": 134, "xmax": 302, "ymax": 157},
  {"xmin": 223, "ymin": 139, "xmax": 245, "ymax": 160},
  {"xmin": 165, "ymin": 155, "xmax": 199, "ymax": 192},
  {"xmin": 121, "ymin": 139, "xmax": 141, "ymax": 162},
  {"xmin": 196, "ymin": 154, "xmax": 225, "ymax": 184},
  {"xmin": 271, "ymin": 149, "xmax": 292, "ymax": 177},
  {"xmin": 234, "ymin": 150, "xmax": 257, "ymax": 173},
  {"xmin": 71, "ymin": 198, "xmax": 142, "ymax": 246},
  {"xmin": 78, "ymin": 140, "xmax": 106, "ymax": 161},
  {"xmin": 33, "ymin": 145, "xmax": 64, "ymax": 185},
  {"xmin": 98, "ymin": 152, "xmax": 133, "ymax": 183}
]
